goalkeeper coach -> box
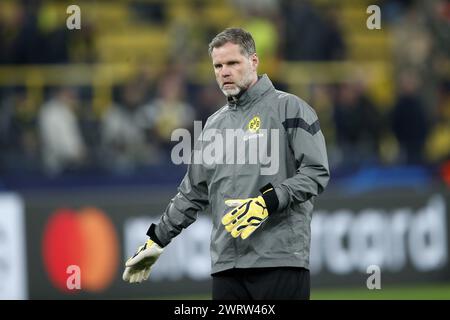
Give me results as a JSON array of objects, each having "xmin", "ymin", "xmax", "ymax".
[{"xmin": 123, "ymin": 28, "xmax": 330, "ymax": 300}]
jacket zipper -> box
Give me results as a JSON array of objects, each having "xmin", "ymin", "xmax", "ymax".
[{"xmin": 228, "ymin": 102, "xmax": 239, "ymax": 267}]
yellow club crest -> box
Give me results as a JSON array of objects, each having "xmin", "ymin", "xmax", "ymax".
[{"xmin": 248, "ymin": 116, "xmax": 261, "ymax": 133}]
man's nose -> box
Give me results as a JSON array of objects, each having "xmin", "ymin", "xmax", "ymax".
[{"xmin": 221, "ymin": 66, "xmax": 231, "ymax": 78}]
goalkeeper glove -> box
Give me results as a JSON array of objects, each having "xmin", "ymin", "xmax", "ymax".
[
  {"xmin": 222, "ymin": 183, "xmax": 279, "ymax": 239},
  {"xmin": 122, "ymin": 239, "xmax": 163, "ymax": 283}
]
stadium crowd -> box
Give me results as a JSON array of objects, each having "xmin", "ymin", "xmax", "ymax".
[{"xmin": 0, "ymin": 0, "xmax": 449, "ymax": 189}]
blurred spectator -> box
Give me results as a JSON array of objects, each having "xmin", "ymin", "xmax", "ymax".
[
  {"xmin": 8, "ymin": 1, "xmax": 45, "ymax": 64},
  {"xmin": 309, "ymin": 84, "xmax": 338, "ymax": 166},
  {"xmin": 333, "ymin": 82, "xmax": 382, "ymax": 167},
  {"xmin": 379, "ymin": 0, "xmax": 414, "ymax": 23},
  {"xmin": 280, "ymin": 0, "xmax": 345, "ymax": 61},
  {"xmin": 130, "ymin": 1, "xmax": 166, "ymax": 24},
  {"xmin": 426, "ymin": 81, "xmax": 450, "ymax": 163},
  {"xmin": 67, "ymin": 18, "xmax": 97, "ymax": 63},
  {"xmin": 428, "ymin": 0, "xmax": 450, "ymax": 52},
  {"xmin": 0, "ymin": 89, "xmax": 40, "ymax": 172},
  {"xmin": 193, "ymin": 81, "xmax": 226, "ymax": 125},
  {"xmin": 38, "ymin": 87, "xmax": 86, "ymax": 175},
  {"xmin": 0, "ymin": 2, "xmax": 25, "ymax": 64},
  {"xmin": 232, "ymin": 0, "xmax": 279, "ymax": 13},
  {"xmin": 100, "ymin": 77, "xmax": 160, "ymax": 174},
  {"xmin": 391, "ymin": 2, "xmax": 432, "ymax": 74},
  {"xmin": 4, "ymin": 0, "xmax": 71, "ymax": 64},
  {"xmin": 37, "ymin": 3, "xmax": 70, "ymax": 64},
  {"xmin": 391, "ymin": 70, "xmax": 430, "ymax": 164},
  {"xmin": 166, "ymin": 2, "xmax": 212, "ymax": 65},
  {"xmin": 232, "ymin": 0, "xmax": 281, "ymax": 62},
  {"xmin": 140, "ymin": 71, "xmax": 196, "ymax": 152}
]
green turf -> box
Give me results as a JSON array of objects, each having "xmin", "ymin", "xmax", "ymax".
[
  {"xmin": 149, "ymin": 283, "xmax": 450, "ymax": 300},
  {"xmin": 150, "ymin": 294, "xmax": 211, "ymax": 300},
  {"xmin": 311, "ymin": 283, "xmax": 450, "ymax": 300}
]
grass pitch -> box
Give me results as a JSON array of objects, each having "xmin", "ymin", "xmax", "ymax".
[{"xmin": 151, "ymin": 283, "xmax": 450, "ymax": 300}]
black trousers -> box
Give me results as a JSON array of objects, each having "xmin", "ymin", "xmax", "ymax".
[{"xmin": 212, "ymin": 267, "xmax": 310, "ymax": 300}]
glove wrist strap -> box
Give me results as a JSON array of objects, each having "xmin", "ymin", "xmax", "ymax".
[
  {"xmin": 146, "ymin": 223, "xmax": 165, "ymax": 248},
  {"xmin": 259, "ymin": 183, "xmax": 279, "ymax": 214}
]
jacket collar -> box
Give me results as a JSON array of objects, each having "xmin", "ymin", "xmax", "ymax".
[{"xmin": 227, "ymin": 74, "xmax": 274, "ymax": 109}]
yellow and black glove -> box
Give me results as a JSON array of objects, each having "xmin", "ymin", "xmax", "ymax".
[
  {"xmin": 122, "ymin": 239, "xmax": 163, "ymax": 283},
  {"xmin": 122, "ymin": 224, "xmax": 165, "ymax": 283},
  {"xmin": 222, "ymin": 183, "xmax": 279, "ymax": 239}
]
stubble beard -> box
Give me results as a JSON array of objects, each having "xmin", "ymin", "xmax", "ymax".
[{"xmin": 220, "ymin": 67, "xmax": 255, "ymax": 98}]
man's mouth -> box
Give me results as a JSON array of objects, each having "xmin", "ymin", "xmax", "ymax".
[{"xmin": 223, "ymin": 82, "xmax": 234, "ymax": 87}]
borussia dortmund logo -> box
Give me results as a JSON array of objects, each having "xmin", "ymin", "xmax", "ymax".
[{"xmin": 248, "ymin": 116, "xmax": 261, "ymax": 133}]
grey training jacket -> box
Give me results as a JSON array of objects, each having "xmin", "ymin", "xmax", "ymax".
[{"xmin": 151, "ymin": 74, "xmax": 330, "ymax": 274}]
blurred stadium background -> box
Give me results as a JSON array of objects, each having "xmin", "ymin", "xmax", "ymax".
[{"xmin": 0, "ymin": 0, "xmax": 449, "ymax": 299}]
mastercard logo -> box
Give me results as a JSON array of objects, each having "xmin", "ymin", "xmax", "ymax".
[{"xmin": 42, "ymin": 207, "xmax": 119, "ymax": 292}]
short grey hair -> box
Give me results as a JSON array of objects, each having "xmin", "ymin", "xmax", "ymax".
[{"xmin": 208, "ymin": 28, "xmax": 256, "ymax": 57}]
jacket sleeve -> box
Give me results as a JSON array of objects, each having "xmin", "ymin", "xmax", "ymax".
[
  {"xmin": 148, "ymin": 141, "xmax": 209, "ymax": 247},
  {"xmin": 275, "ymin": 95, "xmax": 330, "ymax": 209}
]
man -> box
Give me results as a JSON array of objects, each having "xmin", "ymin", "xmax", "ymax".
[
  {"xmin": 123, "ymin": 28, "xmax": 330, "ymax": 300},
  {"xmin": 38, "ymin": 87, "xmax": 86, "ymax": 175}
]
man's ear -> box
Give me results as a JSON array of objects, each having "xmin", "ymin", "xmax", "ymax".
[{"xmin": 251, "ymin": 53, "xmax": 259, "ymax": 71}]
